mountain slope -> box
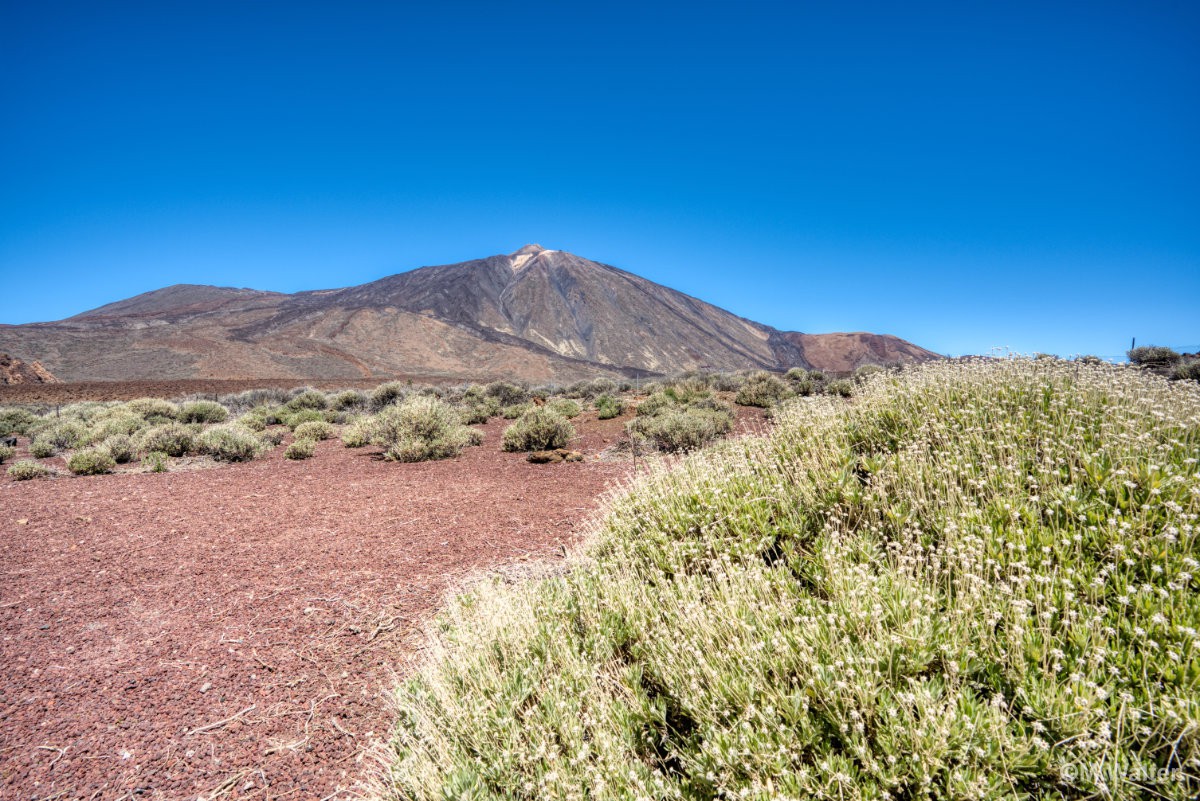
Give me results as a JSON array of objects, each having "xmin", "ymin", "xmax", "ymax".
[
  {"xmin": 780, "ymin": 331, "xmax": 942, "ymax": 372},
  {"xmin": 0, "ymin": 245, "xmax": 938, "ymax": 381}
]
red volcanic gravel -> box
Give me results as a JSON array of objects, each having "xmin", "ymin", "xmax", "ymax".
[{"xmin": 0, "ymin": 415, "xmax": 641, "ymax": 800}]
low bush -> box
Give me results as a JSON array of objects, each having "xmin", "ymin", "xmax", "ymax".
[
  {"xmin": 566, "ymin": 377, "xmax": 618, "ymax": 399},
  {"xmin": 1172, "ymin": 359, "xmax": 1200, "ymax": 382},
  {"xmin": 0, "ymin": 444, "xmax": 14, "ymax": 463},
  {"xmin": 141, "ymin": 451, "xmax": 169, "ymax": 473},
  {"xmin": 136, "ymin": 423, "xmax": 195, "ymax": 457},
  {"xmin": 791, "ymin": 376, "xmax": 817, "ymax": 396},
  {"xmin": 284, "ymin": 439, "xmax": 316, "ymax": 460},
  {"xmin": 458, "ymin": 396, "xmax": 500, "ymax": 424},
  {"xmin": 1128, "ymin": 345, "xmax": 1182, "ymax": 367},
  {"xmin": 102, "ymin": 434, "xmax": 135, "ymax": 464},
  {"xmin": 709, "ymin": 372, "xmax": 745, "ymax": 392},
  {"xmin": 178, "ymin": 400, "xmax": 229, "ymax": 424},
  {"xmin": 371, "ymin": 381, "xmax": 408, "ymax": 410},
  {"xmin": 29, "ymin": 439, "xmax": 56, "ymax": 458},
  {"xmin": 485, "ymin": 381, "xmax": 528, "ymax": 406},
  {"xmin": 35, "ymin": 421, "xmax": 89, "ymax": 451},
  {"xmin": 66, "ymin": 447, "xmax": 116, "ymax": 476},
  {"xmin": 825, "ymin": 378, "xmax": 854, "ymax": 397},
  {"xmin": 125, "ymin": 397, "xmax": 179, "ymax": 422},
  {"xmin": 734, "ymin": 371, "xmax": 791, "ymax": 407},
  {"xmin": 370, "ymin": 396, "xmax": 481, "ymax": 462},
  {"xmin": 259, "ymin": 428, "xmax": 286, "ymax": 446},
  {"xmin": 853, "ymin": 363, "xmax": 885, "ymax": 380},
  {"xmin": 236, "ymin": 413, "xmax": 267, "ymax": 432},
  {"xmin": 219, "ymin": 387, "xmax": 290, "ymax": 413},
  {"xmin": 500, "ymin": 403, "xmax": 531, "ymax": 420},
  {"xmin": 635, "ymin": 392, "xmax": 675, "ymax": 417},
  {"xmin": 563, "ymin": 380, "xmax": 594, "ymax": 399},
  {"xmin": 90, "ymin": 412, "xmax": 146, "ymax": 440},
  {"xmin": 293, "ymin": 420, "xmax": 335, "ymax": 441},
  {"xmin": 286, "ymin": 388, "xmax": 329, "ymax": 411},
  {"xmin": 663, "ymin": 377, "xmax": 711, "ymax": 404},
  {"xmin": 626, "ymin": 406, "xmax": 733, "ymax": 452},
  {"xmin": 331, "ymin": 389, "xmax": 368, "ymax": 410},
  {"xmin": 547, "ymin": 398, "xmax": 581, "ymax": 419},
  {"xmin": 58, "ymin": 401, "xmax": 113, "ymax": 425},
  {"xmin": 594, "ymin": 394, "xmax": 624, "ymax": 419},
  {"xmin": 417, "ymin": 385, "xmax": 449, "ymax": 400},
  {"xmin": 197, "ymin": 424, "xmax": 268, "ymax": 462},
  {"xmin": 502, "ymin": 408, "xmax": 574, "ymax": 452},
  {"xmin": 242, "ymin": 404, "xmax": 290, "ymax": 428},
  {"xmin": 8, "ymin": 459, "xmax": 52, "ymax": 480},
  {"xmin": 0, "ymin": 406, "xmax": 39, "ymax": 436},
  {"xmin": 341, "ymin": 418, "xmax": 372, "ymax": 447},
  {"xmin": 284, "ymin": 408, "xmax": 326, "ymax": 429}
]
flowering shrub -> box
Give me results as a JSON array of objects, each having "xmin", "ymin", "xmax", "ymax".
[{"xmin": 381, "ymin": 358, "xmax": 1200, "ymax": 800}]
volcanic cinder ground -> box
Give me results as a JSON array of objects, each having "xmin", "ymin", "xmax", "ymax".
[{"xmin": 3, "ymin": 408, "xmax": 725, "ymax": 800}]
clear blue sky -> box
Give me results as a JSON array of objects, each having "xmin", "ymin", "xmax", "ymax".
[{"xmin": 2, "ymin": 1, "xmax": 1197, "ymax": 360}]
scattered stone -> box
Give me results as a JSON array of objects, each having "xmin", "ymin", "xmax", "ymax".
[
  {"xmin": 526, "ymin": 449, "xmax": 584, "ymax": 464},
  {"xmin": 199, "ymin": 682, "xmax": 212, "ymax": 694}
]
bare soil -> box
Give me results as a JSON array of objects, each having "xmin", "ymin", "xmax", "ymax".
[{"xmin": 0, "ymin": 414, "xmax": 642, "ymax": 800}]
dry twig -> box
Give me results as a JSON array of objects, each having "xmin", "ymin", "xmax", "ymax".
[{"xmin": 186, "ymin": 704, "xmax": 256, "ymax": 737}]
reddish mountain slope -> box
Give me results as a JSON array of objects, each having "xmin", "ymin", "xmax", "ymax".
[{"xmin": 780, "ymin": 332, "xmax": 942, "ymax": 372}]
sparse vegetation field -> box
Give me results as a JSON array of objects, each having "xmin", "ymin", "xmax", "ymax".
[{"xmin": 7, "ymin": 359, "xmax": 1196, "ymax": 799}]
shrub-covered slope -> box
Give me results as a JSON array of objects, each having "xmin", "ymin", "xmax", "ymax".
[{"xmin": 379, "ymin": 359, "xmax": 1200, "ymax": 800}]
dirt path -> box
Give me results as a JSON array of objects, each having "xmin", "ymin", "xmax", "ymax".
[{"xmin": 0, "ymin": 415, "xmax": 637, "ymax": 800}]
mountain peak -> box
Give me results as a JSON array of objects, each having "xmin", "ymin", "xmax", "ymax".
[
  {"xmin": 511, "ymin": 244, "xmax": 547, "ymax": 256},
  {"xmin": 510, "ymin": 243, "xmax": 558, "ymax": 271}
]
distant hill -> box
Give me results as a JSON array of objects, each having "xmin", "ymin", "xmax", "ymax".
[
  {"xmin": 0, "ymin": 245, "xmax": 940, "ymax": 381},
  {"xmin": 778, "ymin": 331, "xmax": 941, "ymax": 372}
]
